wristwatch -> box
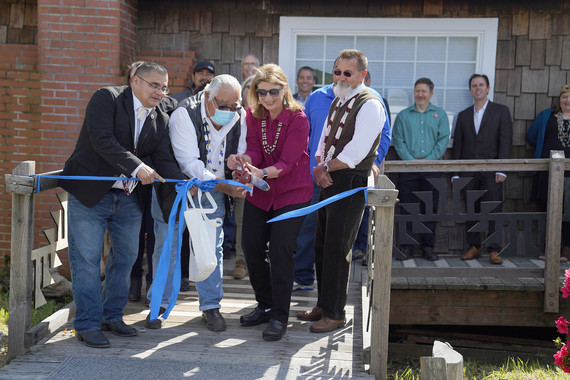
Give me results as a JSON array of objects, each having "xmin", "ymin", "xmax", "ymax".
[
  {"xmin": 323, "ymin": 162, "xmax": 330, "ymax": 172},
  {"xmin": 262, "ymin": 168, "xmax": 268, "ymax": 180}
]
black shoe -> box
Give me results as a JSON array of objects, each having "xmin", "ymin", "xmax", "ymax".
[
  {"xmin": 128, "ymin": 278, "xmax": 142, "ymax": 302},
  {"xmin": 263, "ymin": 319, "xmax": 286, "ymax": 341},
  {"xmin": 101, "ymin": 320, "xmax": 138, "ymax": 337},
  {"xmin": 395, "ymin": 247, "xmax": 414, "ymax": 261},
  {"xmin": 76, "ymin": 330, "xmax": 110, "ymax": 348},
  {"xmin": 422, "ymin": 247, "xmax": 439, "ymax": 261},
  {"xmin": 145, "ymin": 307, "xmax": 166, "ymax": 329},
  {"xmin": 180, "ymin": 277, "xmax": 191, "ymax": 292},
  {"xmin": 202, "ymin": 309, "xmax": 226, "ymax": 332},
  {"xmin": 240, "ymin": 307, "xmax": 270, "ymax": 326}
]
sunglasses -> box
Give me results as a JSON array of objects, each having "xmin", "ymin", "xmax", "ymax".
[
  {"xmin": 257, "ymin": 86, "xmax": 284, "ymax": 98},
  {"xmin": 333, "ymin": 70, "xmax": 356, "ymax": 78},
  {"xmin": 214, "ymin": 97, "xmax": 241, "ymax": 112}
]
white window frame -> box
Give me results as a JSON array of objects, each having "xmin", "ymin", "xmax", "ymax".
[{"xmin": 278, "ymin": 17, "xmax": 498, "ymax": 101}]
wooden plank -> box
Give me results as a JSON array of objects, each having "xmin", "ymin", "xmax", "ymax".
[
  {"xmin": 383, "ymin": 158, "xmax": 570, "ymax": 174},
  {"xmin": 544, "ymin": 151, "xmax": 565, "ymax": 313},
  {"xmin": 369, "ymin": 175, "xmax": 397, "ymax": 380},
  {"xmin": 8, "ymin": 161, "xmax": 35, "ymax": 361},
  {"xmin": 4, "ymin": 173, "xmax": 34, "ymax": 195},
  {"xmin": 391, "ymin": 267, "xmax": 544, "ymax": 279}
]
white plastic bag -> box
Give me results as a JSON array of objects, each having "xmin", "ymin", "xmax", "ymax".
[{"xmin": 184, "ymin": 190, "xmax": 223, "ymax": 282}]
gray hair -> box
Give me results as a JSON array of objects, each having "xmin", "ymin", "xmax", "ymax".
[{"xmin": 205, "ymin": 74, "xmax": 242, "ymax": 102}]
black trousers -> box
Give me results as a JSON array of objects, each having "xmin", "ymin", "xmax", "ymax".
[
  {"xmin": 397, "ymin": 172, "xmax": 440, "ymax": 248},
  {"xmin": 461, "ymin": 172, "xmax": 503, "ymax": 252},
  {"xmin": 131, "ymin": 186, "xmax": 154, "ymax": 284},
  {"xmin": 314, "ymin": 172, "xmax": 367, "ymax": 320},
  {"xmin": 242, "ymin": 199, "xmax": 308, "ymax": 323}
]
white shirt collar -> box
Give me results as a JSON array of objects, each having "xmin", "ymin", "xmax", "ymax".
[
  {"xmin": 132, "ymin": 92, "xmax": 151, "ymax": 117},
  {"xmin": 474, "ymin": 99, "xmax": 489, "ymax": 114}
]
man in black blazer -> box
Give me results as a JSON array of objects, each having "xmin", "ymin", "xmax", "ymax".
[
  {"xmin": 60, "ymin": 62, "xmax": 185, "ymax": 348},
  {"xmin": 451, "ymin": 73, "xmax": 512, "ymax": 264}
]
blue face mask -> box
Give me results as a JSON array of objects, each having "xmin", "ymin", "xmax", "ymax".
[{"xmin": 211, "ymin": 109, "xmax": 236, "ymax": 125}]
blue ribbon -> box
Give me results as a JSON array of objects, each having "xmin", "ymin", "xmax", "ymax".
[
  {"xmin": 267, "ymin": 186, "xmax": 372, "ymax": 223},
  {"xmin": 31, "ymin": 174, "xmax": 251, "ymax": 322}
]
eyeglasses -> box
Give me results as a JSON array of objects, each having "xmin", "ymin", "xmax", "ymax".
[
  {"xmin": 256, "ymin": 86, "xmax": 283, "ymax": 98},
  {"xmin": 242, "ymin": 62, "xmax": 257, "ymax": 67},
  {"xmin": 213, "ymin": 97, "xmax": 242, "ymax": 112},
  {"xmin": 136, "ymin": 75, "xmax": 170, "ymax": 94},
  {"xmin": 333, "ymin": 70, "xmax": 354, "ymax": 78}
]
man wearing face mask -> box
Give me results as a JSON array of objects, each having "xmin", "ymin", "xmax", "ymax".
[{"xmin": 146, "ymin": 74, "xmax": 248, "ymax": 332}]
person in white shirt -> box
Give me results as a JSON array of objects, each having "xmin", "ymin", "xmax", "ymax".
[
  {"xmin": 146, "ymin": 74, "xmax": 248, "ymax": 332},
  {"xmin": 297, "ymin": 49, "xmax": 386, "ymax": 333}
]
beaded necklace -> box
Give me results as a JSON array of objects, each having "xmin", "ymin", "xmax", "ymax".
[
  {"xmin": 202, "ymin": 117, "xmax": 225, "ymax": 173},
  {"xmin": 555, "ymin": 111, "xmax": 570, "ymax": 148},
  {"xmin": 321, "ymin": 93, "xmax": 360, "ymax": 163},
  {"xmin": 261, "ymin": 118, "xmax": 282, "ymax": 154}
]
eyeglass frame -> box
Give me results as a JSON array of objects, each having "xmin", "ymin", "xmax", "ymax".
[
  {"xmin": 256, "ymin": 86, "xmax": 284, "ymax": 98},
  {"xmin": 213, "ymin": 97, "xmax": 242, "ymax": 112},
  {"xmin": 136, "ymin": 75, "xmax": 170, "ymax": 94}
]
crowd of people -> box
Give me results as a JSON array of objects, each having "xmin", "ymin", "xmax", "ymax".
[{"xmin": 60, "ymin": 47, "xmax": 569, "ymax": 349}]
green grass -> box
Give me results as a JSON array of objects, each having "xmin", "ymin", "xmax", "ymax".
[{"xmin": 388, "ymin": 357, "xmax": 570, "ymax": 379}]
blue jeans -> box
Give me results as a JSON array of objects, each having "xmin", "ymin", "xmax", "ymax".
[
  {"xmin": 149, "ymin": 188, "xmax": 225, "ymax": 311},
  {"xmin": 68, "ymin": 191, "xmax": 142, "ymax": 333},
  {"xmin": 294, "ymin": 184, "xmax": 320, "ymax": 285}
]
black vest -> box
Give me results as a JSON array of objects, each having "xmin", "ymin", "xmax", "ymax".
[{"xmin": 182, "ymin": 91, "xmax": 242, "ymax": 180}]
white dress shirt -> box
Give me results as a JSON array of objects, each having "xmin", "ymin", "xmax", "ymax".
[
  {"xmin": 315, "ymin": 83, "xmax": 385, "ymax": 168},
  {"xmin": 473, "ymin": 99, "xmax": 488, "ymax": 135},
  {"xmin": 169, "ymin": 101, "xmax": 247, "ymax": 181}
]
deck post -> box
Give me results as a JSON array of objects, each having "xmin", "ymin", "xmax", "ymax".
[
  {"xmin": 7, "ymin": 161, "xmax": 36, "ymax": 361},
  {"xmin": 544, "ymin": 151, "xmax": 565, "ymax": 313},
  {"xmin": 368, "ymin": 175, "xmax": 398, "ymax": 379}
]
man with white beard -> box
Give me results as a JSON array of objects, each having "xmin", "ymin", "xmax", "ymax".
[{"xmin": 296, "ymin": 49, "xmax": 386, "ymax": 333}]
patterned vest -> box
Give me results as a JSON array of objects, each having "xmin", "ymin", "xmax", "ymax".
[{"xmin": 323, "ymin": 89, "xmax": 381, "ymax": 173}]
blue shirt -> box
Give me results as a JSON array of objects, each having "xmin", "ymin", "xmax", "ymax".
[{"xmin": 304, "ymin": 84, "xmax": 392, "ymax": 178}]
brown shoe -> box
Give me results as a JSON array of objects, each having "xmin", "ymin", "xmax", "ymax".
[
  {"xmin": 296, "ymin": 306, "xmax": 322, "ymax": 321},
  {"xmin": 489, "ymin": 251, "xmax": 503, "ymax": 265},
  {"xmin": 233, "ymin": 259, "xmax": 246, "ymax": 279},
  {"xmin": 309, "ymin": 317, "xmax": 345, "ymax": 333},
  {"xmin": 461, "ymin": 246, "xmax": 481, "ymax": 260}
]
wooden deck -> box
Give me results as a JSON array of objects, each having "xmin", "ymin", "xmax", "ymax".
[{"xmin": 0, "ymin": 258, "xmax": 373, "ymax": 379}]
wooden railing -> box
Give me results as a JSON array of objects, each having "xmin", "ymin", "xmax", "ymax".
[
  {"xmin": 366, "ymin": 151, "xmax": 569, "ymax": 379},
  {"xmin": 4, "ymin": 161, "xmax": 70, "ymax": 362}
]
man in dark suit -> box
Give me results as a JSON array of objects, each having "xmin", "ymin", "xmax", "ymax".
[
  {"xmin": 452, "ymin": 73, "xmax": 512, "ymax": 264},
  {"xmin": 60, "ymin": 61, "xmax": 185, "ymax": 348}
]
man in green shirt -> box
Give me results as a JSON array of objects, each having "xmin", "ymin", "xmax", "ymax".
[{"xmin": 392, "ymin": 77, "xmax": 450, "ymax": 261}]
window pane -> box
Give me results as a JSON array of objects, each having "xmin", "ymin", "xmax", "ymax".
[
  {"xmin": 366, "ymin": 62, "xmax": 385, "ymax": 89},
  {"xmin": 386, "ymin": 62, "xmax": 414, "ymax": 87},
  {"xmin": 325, "ymin": 36, "xmax": 354, "ymax": 59},
  {"xmin": 356, "ymin": 36, "xmax": 385, "ymax": 60},
  {"xmin": 297, "ymin": 36, "xmax": 324, "ymax": 60},
  {"xmin": 447, "ymin": 63, "xmax": 476, "ymax": 87},
  {"xmin": 449, "ymin": 37, "xmax": 477, "ymax": 62},
  {"xmin": 416, "ymin": 63, "xmax": 446, "ymax": 87},
  {"xmin": 445, "ymin": 89, "xmax": 474, "ymax": 114},
  {"xmin": 386, "ymin": 37, "xmax": 415, "ymax": 61},
  {"xmin": 417, "ymin": 37, "xmax": 446, "ymax": 61}
]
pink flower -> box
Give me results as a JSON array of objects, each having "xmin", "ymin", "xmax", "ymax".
[
  {"xmin": 554, "ymin": 345, "xmax": 570, "ymax": 373},
  {"xmin": 557, "ymin": 317, "xmax": 569, "ymax": 335},
  {"xmin": 562, "ymin": 283, "xmax": 570, "ymax": 299},
  {"xmin": 565, "ymin": 269, "xmax": 570, "ymax": 279}
]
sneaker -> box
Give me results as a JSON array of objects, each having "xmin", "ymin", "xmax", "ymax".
[
  {"xmin": 180, "ymin": 277, "xmax": 191, "ymax": 292},
  {"xmin": 293, "ymin": 281, "xmax": 314, "ymax": 292},
  {"xmin": 233, "ymin": 259, "xmax": 246, "ymax": 279},
  {"xmin": 352, "ymin": 249, "xmax": 366, "ymax": 260}
]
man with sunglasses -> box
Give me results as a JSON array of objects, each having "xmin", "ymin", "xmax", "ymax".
[
  {"xmin": 59, "ymin": 61, "xmax": 186, "ymax": 348},
  {"xmin": 147, "ymin": 74, "xmax": 248, "ymax": 332},
  {"xmin": 297, "ymin": 49, "xmax": 386, "ymax": 333}
]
